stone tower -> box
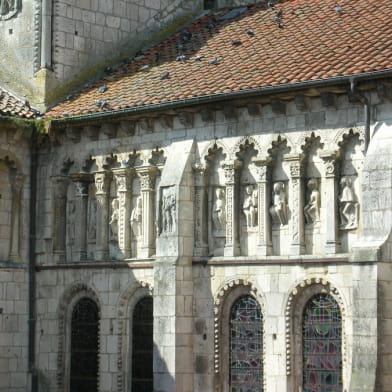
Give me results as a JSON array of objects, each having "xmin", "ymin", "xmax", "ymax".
[{"xmin": 0, "ymin": 0, "xmax": 206, "ymax": 111}]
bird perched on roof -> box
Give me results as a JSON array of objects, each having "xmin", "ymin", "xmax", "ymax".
[
  {"xmin": 181, "ymin": 29, "xmax": 192, "ymax": 42},
  {"xmin": 334, "ymin": 5, "xmax": 343, "ymax": 13},
  {"xmin": 140, "ymin": 65, "xmax": 150, "ymax": 71},
  {"xmin": 193, "ymin": 55, "xmax": 204, "ymax": 61},
  {"xmin": 160, "ymin": 72, "xmax": 170, "ymax": 80},
  {"xmin": 274, "ymin": 10, "xmax": 283, "ymax": 28},
  {"xmin": 231, "ymin": 40, "xmax": 242, "ymax": 46},
  {"xmin": 245, "ymin": 29, "xmax": 255, "ymax": 36},
  {"xmin": 268, "ymin": 0, "xmax": 275, "ymax": 10},
  {"xmin": 98, "ymin": 85, "xmax": 108, "ymax": 93},
  {"xmin": 209, "ymin": 57, "xmax": 220, "ymax": 65},
  {"xmin": 176, "ymin": 54, "xmax": 187, "ymax": 62}
]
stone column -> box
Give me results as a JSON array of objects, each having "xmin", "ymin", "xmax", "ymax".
[
  {"xmin": 321, "ymin": 153, "xmax": 341, "ymax": 254},
  {"xmin": 254, "ymin": 159, "xmax": 273, "ymax": 256},
  {"xmin": 113, "ymin": 168, "xmax": 133, "ymax": 259},
  {"xmin": 52, "ymin": 176, "xmax": 68, "ymax": 263},
  {"xmin": 193, "ymin": 162, "xmax": 209, "ymax": 256},
  {"xmin": 9, "ymin": 173, "xmax": 23, "ymax": 262},
  {"xmin": 94, "ymin": 171, "xmax": 111, "ymax": 261},
  {"xmin": 223, "ymin": 159, "xmax": 242, "ymax": 257},
  {"xmin": 70, "ymin": 173, "xmax": 91, "ymax": 261},
  {"xmin": 137, "ymin": 166, "xmax": 158, "ymax": 258},
  {"xmin": 285, "ymin": 154, "xmax": 306, "ymax": 255}
]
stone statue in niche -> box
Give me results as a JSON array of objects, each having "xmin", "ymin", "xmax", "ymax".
[
  {"xmin": 130, "ymin": 196, "xmax": 142, "ymax": 237},
  {"xmin": 339, "ymin": 176, "xmax": 359, "ymax": 230},
  {"xmin": 269, "ymin": 182, "xmax": 287, "ymax": 225},
  {"xmin": 162, "ymin": 189, "xmax": 176, "ymax": 233},
  {"xmin": 242, "ymin": 184, "xmax": 258, "ymax": 228},
  {"xmin": 87, "ymin": 199, "xmax": 97, "ymax": 241},
  {"xmin": 304, "ymin": 178, "xmax": 320, "ymax": 224},
  {"xmin": 109, "ymin": 198, "xmax": 119, "ymax": 240},
  {"xmin": 213, "ymin": 188, "xmax": 226, "ymax": 233}
]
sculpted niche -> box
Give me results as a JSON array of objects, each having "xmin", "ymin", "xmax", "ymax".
[
  {"xmin": 242, "ymin": 184, "xmax": 258, "ymax": 228},
  {"xmin": 338, "ymin": 176, "xmax": 358, "ymax": 230},
  {"xmin": 304, "ymin": 179, "xmax": 320, "ymax": 224},
  {"xmin": 270, "ymin": 182, "xmax": 288, "ymax": 225},
  {"xmin": 0, "ymin": 0, "xmax": 20, "ymax": 20}
]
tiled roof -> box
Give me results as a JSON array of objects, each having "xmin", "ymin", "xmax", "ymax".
[
  {"xmin": 46, "ymin": 0, "xmax": 392, "ymax": 119},
  {"xmin": 0, "ymin": 87, "xmax": 39, "ymax": 119}
]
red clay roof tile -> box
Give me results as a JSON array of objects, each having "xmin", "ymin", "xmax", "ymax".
[
  {"xmin": 46, "ymin": 0, "xmax": 392, "ymax": 119},
  {"xmin": 0, "ymin": 87, "xmax": 39, "ymax": 119}
]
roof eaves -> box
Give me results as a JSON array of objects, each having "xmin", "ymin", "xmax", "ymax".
[{"xmin": 49, "ymin": 68, "xmax": 392, "ymax": 127}]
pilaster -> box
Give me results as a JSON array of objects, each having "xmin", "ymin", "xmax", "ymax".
[
  {"xmin": 70, "ymin": 173, "xmax": 92, "ymax": 261},
  {"xmin": 137, "ymin": 166, "xmax": 158, "ymax": 258},
  {"xmin": 254, "ymin": 158, "xmax": 273, "ymax": 256},
  {"xmin": 285, "ymin": 154, "xmax": 306, "ymax": 255},
  {"xmin": 193, "ymin": 162, "xmax": 209, "ymax": 256},
  {"xmin": 223, "ymin": 159, "xmax": 242, "ymax": 257},
  {"xmin": 321, "ymin": 152, "xmax": 341, "ymax": 254},
  {"xmin": 94, "ymin": 171, "xmax": 111, "ymax": 261},
  {"xmin": 52, "ymin": 176, "xmax": 68, "ymax": 263},
  {"xmin": 113, "ymin": 168, "xmax": 133, "ymax": 259}
]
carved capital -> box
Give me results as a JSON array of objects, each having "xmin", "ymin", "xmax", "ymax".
[
  {"xmin": 137, "ymin": 166, "xmax": 158, "ymax": 191},
  {"xmin": 253, "ymin": 157, "xmax": 271, "ymax": 182},
  {"xmin": 193, "ymin": 160, "xmax": 209, "ymax": 186},
  {"xmin": 94, "ymin": 171, "xmax": 111, "ymax": 195},
  {"xmin": 113, "ymin": 169, "xmax": 133, "ymax": 192},
  {"xmin": 320, "ymin": 152, "xmax": 339, "ymax": 178},
  {"xmin": 284, "ymin": 154, "xmax": 305, "ymax": 178},
  {"xmin": 71, "ymin": 173, "xmax": 92, "ymax": 197},
  {"xmin": 52, "ymin": 176, "xmax": 69, "ymax": 199},
  {"xmin": 223, "ymin": 160, "xmax": 242, "ymax": 184}
]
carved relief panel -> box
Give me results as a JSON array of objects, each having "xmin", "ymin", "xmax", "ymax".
[{"xmin": 0, "ymin": 0, "xmax": 21, "ymax": 21}]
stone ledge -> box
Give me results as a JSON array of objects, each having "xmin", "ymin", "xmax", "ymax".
[
  {"xmin": 193, "ymin": 254, "xmax": 354, "ymax": 266},
  {"xmin": 35, "ymin": 260, "xmax": 154, "ymax": 270}
]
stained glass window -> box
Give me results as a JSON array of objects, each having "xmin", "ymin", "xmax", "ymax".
[
  {"xmin": 132, "ymin": 296, "xmax": 153, "ymax": 392},
  {"xmin": 230, "ymin": 295, "xmax": 263, "ymax": 392},
  {"xmin": 70, "ymin": 298, "xmax": 99, "ymax": 392},
  {"xmin": 303, "ymin": 293, "xmax": 342, "ymax": 392}
]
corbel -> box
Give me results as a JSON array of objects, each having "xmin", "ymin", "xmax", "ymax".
[
  {"xmin": 223, "ymin": 105, "xmax": 238, "ymax": 120},
  {"xmin": 376, "ymin": 84, "xmax": 392, "ymax": 102},
  {"xmin": 159, "ymin": 115, "xmax": 173, "ymax": 129},
  {"xmin": 66, "ymin": 126, "xmax": 81, "ymax": 143},
  {"xmin": 117, "ymin": 121, "xmax": 136, "ymax": 137},
  {"xmin": 178, "ymin": 112, "xmax": 194, "ymax": 127},
  {"xmin": 271, "ymin": 99, "xmax": 286, "ymax": 115},
  {"xmin": 321, "ymin": 92, "xmax": 336, "ymax": 109},
  {"xmin": 246, "ymin": 103, "xmax": 261, "ymax": 116},
  {"xmin": 200, "ymin": 108, "xmax": 215, "ymax": 123},
  {"xmin": 139, "ymin": 118, "xmax": 154, "ymax": 133},
  {"xmin": 84, "ymin": 125, "xmax": 100, "ymax": 141},
  {"xmin": 294, "ymin": 95, "xmax": 307, "ymax": 111},
  {"xmin": 101, "ymin": 123, "xmax": 117, "ymax": 139}
]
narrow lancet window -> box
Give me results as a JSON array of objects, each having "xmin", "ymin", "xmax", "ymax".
[
  {"xmin": 303, "ymin": 293, "xmax": 342, "ymax": 392},
  {"xmin": 230, "ymin": 295, "xmax": 263, "ymax": 391},
  {"xmin": 70, "ymin": 298, "xmax": 99, "ymax": 392},
  {"xmin": 132, "ymin": 296, "xmax": 153, "ymax": 391}
]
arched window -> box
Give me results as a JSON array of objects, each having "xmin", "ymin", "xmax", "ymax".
[
  {"xmin": 303, "ymin": 293, "xmax": 342, "ymax": 392},
  {"xmin": 70, "ymin": 298, "xmax": 99, "ymax": 392},
  {"xmin": 131, "ymin": 296, "xmax": 153, "ymax": 391},
  {"xmin": 230, "ymin": 295, "xmax": 263, "ymax": 391}
]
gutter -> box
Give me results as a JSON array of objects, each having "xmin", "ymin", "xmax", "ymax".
[
  {"xmin": 50, "ymin": 69, "xmax": 392, "ymax": 127},
  {"xmin": 28, "ymin": 126, "xmax": 38, "ymax": 392}
]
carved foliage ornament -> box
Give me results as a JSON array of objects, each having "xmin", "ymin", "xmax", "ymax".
[{"xmin": 0, "ymin": 0, "xmax": 20, "ymax": 20}]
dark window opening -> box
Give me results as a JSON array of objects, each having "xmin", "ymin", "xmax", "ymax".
[
  {"xmin": 303, "ymin": 293, "xmax": 342, "ymax": 392},
  {"xmin": 70, "ymin": 298, "xmax": 99, "ymax": 392},
  {"xmin": 230, "ymin": 295, "xmax": 263, "ymax": 392},
  {"xmin": 132, "ymin": 296, "xmax": 153, "ymax": 392}
]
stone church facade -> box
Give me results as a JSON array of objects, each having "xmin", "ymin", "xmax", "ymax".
[{"xmin": 1, "ymin": 1, "xmax": 392, "ymax": 392}]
